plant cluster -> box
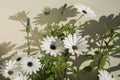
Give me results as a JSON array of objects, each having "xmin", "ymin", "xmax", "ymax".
[{"xmin": 0, "ymin": 3, "xmax": 120, "ymax": 80}]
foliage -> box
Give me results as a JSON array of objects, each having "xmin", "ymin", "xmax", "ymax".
[{"xmin": 1, "ymin": 3, "xmax": 120, "ymax": 80}]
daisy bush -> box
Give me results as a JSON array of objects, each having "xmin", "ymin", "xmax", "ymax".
[{"xmin": 0, "ymin": 3, "xmax": 120, "ymax": 80}]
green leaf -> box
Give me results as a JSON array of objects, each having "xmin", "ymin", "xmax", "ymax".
[
  {"xmin": 95, "ymin": 51, "xmax": 100, "ymax": 55},
  {"xmin": 70, "ymin": 67, "xmax": 77, "ymax": 78},
  {"xmin": 83, "ymin": 66, "xmax": 93, "ymax": 72},
  {"xmin": 85, "ymin": 54, "xmax": 94, "ymax": 59}
]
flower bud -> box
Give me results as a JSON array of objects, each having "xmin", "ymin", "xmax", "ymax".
[
  {"xmin": 26, "ymin": 18, "xmax": 30, "ymax": 28},
  {"xmin": 26, "ymin": 18, "xmax": 30, "ymax": 33},
  {"xmin": 43, "ymin": 7, "xmax": 50, "ymax": 15}
]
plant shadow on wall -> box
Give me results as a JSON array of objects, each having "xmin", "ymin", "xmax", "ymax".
[
  {"xmin": 0, "ymin": 42, "xmax": 16, "ymax": 80},
  {"xmin": 8, "ymin": 4, "xmax": 79, "ymax": 55},
  {"xmin": 64, "ymin": 14, "xmax": 120, "ymax": 80},
  {"xmin": 33, "ymin": 5, "xmax": 79, "ymax": 25},
  {"xmin": 107, "ymin": 37, "xmax": 120, "ymax": 77},
  {"xmin": 70, "ymin": 13, "xmax": 120, "ymax": 80},
  {"xmin": 0, "ymin": 42, "xmax": 16, "ymax": 62},
  {"xmin": 2, "ymin": 4, "xmax": 119, "ymax": 80}
]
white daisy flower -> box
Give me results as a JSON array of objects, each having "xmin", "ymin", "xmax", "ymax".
[
  {"xmin": 12, "ymin": 74, "xmax": 28, "ymax": 80},
  {"xmin": 20, "ymin": 56, "xmax": 41, "ymax": 75},
  {"xmin": 0, "ymin": 60, "xmax": 21, "ymax": 79},
  {"xmin": 74, "ymin": 3, "xmax": 96, "ymax": 18},
  {"xmin": 41, "ymin": 36, "xmax": 65, "ymax": 56},
  {"xmin": 11, "ymin": 50, "xmax": 28, "ymax": 63},
  {"xmin": 63, "ymin": 34, "xmax": 89, "ymax": 55},
  {"xmin": 98, "ymin": 70, "xmax": 116, "ymax": 80}
]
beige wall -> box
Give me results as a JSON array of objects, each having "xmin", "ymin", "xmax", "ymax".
[
  {"xmin": 0, "ymin": 0, "xmax": 120, "ymax": 42},
  {"xmin": 0, "ymin": 0, "xmax": 120, "ymax": 80},
  {"xmin": 0, "ymin": 0, "xmax": 120, "ymax": 44}
]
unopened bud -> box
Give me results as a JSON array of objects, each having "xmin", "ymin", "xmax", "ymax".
[
  {"xmin": 26, "ymin": 18, "xmax": 30, "ymax": 28},
  {"xmin": 26, "ymin": 18, "xmax": 30, "ymax": 33},
  {"xmin": 43, "ymin": 7, "xmax": 50, "ymax": 15}
]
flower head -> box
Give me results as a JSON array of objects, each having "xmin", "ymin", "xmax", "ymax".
[
  {"xmin": 63, "ymin": 34, "xmax": 89, "ymax": 55},
  {"xmin": 20, "ymin": 56, "xmax": 41, "ymax": 75},
  {"xmin": 12, "ymin": 74, "xmax": 28, "ymax": 80},
  {"xmin": 98, "ymin": 70, "xmax": 116, "ymax": 80},
  {"xmin": 43, "ymin": 6, "xmax": 50, "ymax": 15},
  {"xmin": 41, "ymin": 36, "xmax": 65, "ymax": 56},
  {"xmin": 0, "ymin": 60, "xmax": 21, "ymax": 79},
  {"xmin": 75, "ymin": 3, "xmax": 96, "ymax": 18},
  {"xmin": 11, "ymin": 50, "xmax": 28, "ymax": 63}
]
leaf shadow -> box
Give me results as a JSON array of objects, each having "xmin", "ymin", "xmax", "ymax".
[
  {"xmin": 66, "ymin": 55, "xmax": 97, "ymax": 80},
  {"xmin": 67, "ymin": 13, "xmax": 120, "ymax": 80},
  {"xmin": 15, "ymin": 27, "xmax": 45, "ymax": 54},
  {"xmin": 82, "ymin": 13, "xmax": 120, "ymax": 38},
  {"xmin": 0, "ymin": 42, "xmax": 16, "ymax": 60},
  {"xmin": 81, "ymin": 13, "xmax": 120, "ymax": 48},
  {"xmin": 107, "ymin": 63, "xmax": 120, "ymax": 72},
  {"xmin": 7, "ymin": 7, "xmax": 120, "ymax": 80},
  {"xmin": 0, "ymin": 42, "xmax": 16, "ymax": 80}
]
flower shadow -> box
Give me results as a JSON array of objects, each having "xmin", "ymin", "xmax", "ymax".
[
  {"xmin": 7, "ymin": 7, "xmax": 120, "ymax": 80},
  {"xmin": 68, "ymin": 13, "xmax": 120, "ymax": 80},
  {"xmin": 33, "ymin": 5, "xmax": 79, "ymax": 25},
  {"xmin": 82, "ymin": 13, "xmax": 120, "ymax": 37},
  {"xmin": 80, "ymin": 13, "xmax": 120, "ymax": 49},
  {"xmin": 9, "ymin": 11, "xmax": 29, "ymax": 22}
]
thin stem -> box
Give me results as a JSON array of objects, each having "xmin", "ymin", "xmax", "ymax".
[
  {"xmin": 45, "ymin": 15, "xmax": 49, "ymax": 34},
  {"xmin": 73, "ymin": 14, "xmax": 84, "ymax": 25},
  {"xmin": 27, "ymin": 31, "xmax": 30, "ymax": 54},
  {"xmin": 45, "ymin": 15, "xmax": 53, "ymax": 36},
  {"xmin": 96, "ymin": 30, "xmax": 115, "ymax": 80},
  {"xmin": 97, "ymin": 54, "xmax": 103, "ymax": 70},
  {"xmin": 19, "ymin": 20, "xmax": 41, "ymax": 51},
  {"xmin": 96, "ymin": 39, "xmax": 105, "ymax": 80},
  {"xmin": 97, "ymin": 39, "xmax": 104, "ymax": 70},
  {"xmin": 63, "ymin": 52, "xmax": 70, "ymax": 80}
]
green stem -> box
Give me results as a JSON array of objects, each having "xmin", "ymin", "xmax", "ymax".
[
  {"xmin": 97, "ymin": 30, "xmax": 115, "ymax": 70},
  {"xmin": 45, "ymin": 15, "xmax": 49, "ymax": 34},
  {"xmin": 63, "ymin": 52, "xmax": 70, "ymax": 80},
  {"xmin": 97, "ymin": 54, "xmax": 103, "ymax": 70},
  {"xmin": 45, "ymin": 15, "xmax": 53, "ymax": 36},
  {"xmin": 97, "ymin": 39, "xmax": 106, "ymax": 70},
  {"xmin": 73, "ymin": 14, "xmax": 84, "ymax": 25},
  {"xmin": 97, "ymin": 34, "xmax": 113, "ymax": 80},
  {"xmin": 27, "ymin": 31, "xmax": 30, "ymax": 54},
  {"xmin": 19, "ymin": 20, "xmax": 41, "ymax": 51}
]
